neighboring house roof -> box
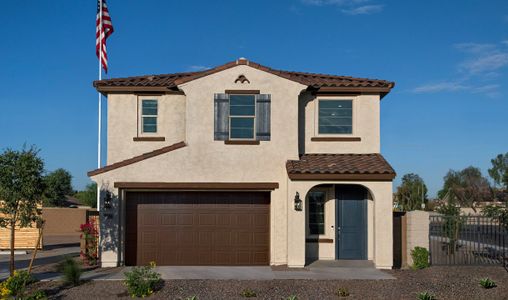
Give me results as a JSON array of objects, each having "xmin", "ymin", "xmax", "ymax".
[
  {"xmin": 286, "ymin": 153, "xmax": 396, "ymax": 181},
  {"xmin": 88, "ymin": 141, "xmax": 186, "ymax": 177},
  {"xmin": 93, "ymin": 58, "xmax": 395, "ymax": 95}
]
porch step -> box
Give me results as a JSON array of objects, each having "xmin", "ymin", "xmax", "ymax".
[{"xmin": 307, "ymin": 260, "xmax": 375, "ymax": 268}]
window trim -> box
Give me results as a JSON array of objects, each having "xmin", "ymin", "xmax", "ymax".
[
  {"xmin": 307, "ymin": 190, "xmax": 327, "ymax": 237},
  {"xmin": 228, "ymin": 94, "xmax": 257, "ymax": 141},
  {"xmin": 315, "ymin": 96, "xmax": 356, "ymax": 137},
  {"xmin": 138, "ymin": 97, "xmax": 159, "ymax": 135}
]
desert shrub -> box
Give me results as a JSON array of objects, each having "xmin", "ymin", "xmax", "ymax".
[
  {"xmin": 58, "ymin": 256, "xmax": 82, "ymax": 286},
  {"xmin": 240, "ymin": 288, "xmax": 257, "ymax": 297},
  {"xmin": 417, "ymin": 291, "xmax": 435, "ymax": 300},
  {"xmin": 185, "ymin": 297, "xmax": 197, "ymax": 300},
  {"xmin": 336, "ymin": 287, "xmax": 350, "ymax": 297},
  {"xmin": 286, "ymin": 296, "xmax": 298, "ymax": 300},
  {"xmin": 0, "ymin": 270, "xmax": 35, "ymax": 298},
  {"xmin": 24, "ymin": 290, "xmax": 48, "ymax": 300},
  {"xmin": 411, "ymin": 247, "xmax": 430, "ymax": 269},
  {"xmin": 124, "ymin": 261, "xmax": 162, "ymax": 298},
  {"xmin": 479, "ymin": 278, "xmax": 496, "ymax": 289}
]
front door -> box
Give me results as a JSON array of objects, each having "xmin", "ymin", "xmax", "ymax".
[{"xmin": 336, "ymin": 185, "xmax": 367, "ymax": 260}]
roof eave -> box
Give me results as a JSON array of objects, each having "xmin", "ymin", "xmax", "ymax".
[
  {"xmin": 94, "ymin": 85, "xmax": 185, "ymax": 95},
  {"xmin": 288, "ymin": 173, "xmax": 396, "ymax": 181}
]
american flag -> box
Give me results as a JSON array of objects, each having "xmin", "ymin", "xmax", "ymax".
[{"xmin": 96, "ymin": 0, "xmax": 114, "ymax": 73}]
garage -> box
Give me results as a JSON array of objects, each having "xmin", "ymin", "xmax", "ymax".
[{"xmin": 125, "ymin": 191, "xmax": 270, "ymax": 266}]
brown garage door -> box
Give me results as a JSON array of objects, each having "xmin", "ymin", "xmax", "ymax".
[{"xmin": 125, "ymin": 191, "xmax": 270, "ymax": 266}]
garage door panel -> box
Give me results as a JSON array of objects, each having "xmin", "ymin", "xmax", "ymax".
[{"xmin": 125, "ymin": 191, "xmax": 270, "ymax": 266}]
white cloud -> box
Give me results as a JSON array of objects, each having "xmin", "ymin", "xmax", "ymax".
[
  {"xmin": 300, "ymin": 0, "xmax": 383, "ymax": 15},
  {"xmin": 301, "ymin": 0, "xmax": 368, "ymax": 6},
  {"xmin": 412, "ymin": 81, "xmax": 500, "ymax": 98},
  {"xmin": 341, "ymin": 4, "xmax": 383, "ymax": 15},
  {"xmin": 454, "ymin": 42, "xmax": 508, "ymax": 75},
  {"xmin": 186, "ymin": 65, "xmax": 210, "ymax": 72},
  {"xmin": 460, "ymin": 53, "xmax": 508, "ymax": 74},
  {"xmin": 413, "ymin": 82, "xmax": 469, "ymax": 93},
  {"xmin": 413, "ymin": 40, "xmax": 507, "ymax": 97}
]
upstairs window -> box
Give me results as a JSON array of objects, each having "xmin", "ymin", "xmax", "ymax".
[
  {"xmin": 141, "ymin": 99, "xmax": 158, "ymax": 133},
  {"xmin": 229, "ymin": 95, "xmax": 255, "ymax": 140},
  {"xmin": 308, "ymin": 191, "xmax": 326, "ymax": 235},
  {"xmin": 318, "ymin": 99, "xmax": 353, "ymax": 134}
]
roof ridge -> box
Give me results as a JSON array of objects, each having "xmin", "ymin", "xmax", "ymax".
[{"xmin": 94, "ymin": 59, "xmax": 395, "ymax": 92}]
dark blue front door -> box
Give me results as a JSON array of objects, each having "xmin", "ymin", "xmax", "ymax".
[{"xmin": 336, "ymin": 185, "xmax": 367, "ymax": 260}]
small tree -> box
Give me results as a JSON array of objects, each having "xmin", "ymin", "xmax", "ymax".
[
  {"xmin": 74, "ymin": 182, "xmax": 97, "ymax": 208},
  {"xmin": 395, "ymin": 173, "xmax": 428, "ymax": 211},
  {"xmin": 437, "ymin": 203, "xmax": 463, "ymax": 254},
  {"xmin": 438, "ymin": 166, "xmax": 492, "ymax": 209},
  {"xmin": 0, "ymin": 147, "xmax": 45, "ymax": 276},
  {"xmin": 43, "ymin": 168, "xmax": 73, "ymax": 207},
  {"xmin": 488, "ymin": 153, "xmax": 508, "ymax": 189}
]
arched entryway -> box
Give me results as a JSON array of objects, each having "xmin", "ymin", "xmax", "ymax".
[{"xmin": 305, "ymin": 184, "xmax": 372, "ymax": 263}]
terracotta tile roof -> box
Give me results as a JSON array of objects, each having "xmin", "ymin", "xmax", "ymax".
[
  {"xmin": 286, "ymin": 153, "xmax": 396, "ymax": 181},
  {"xmin": 87, "ymin": 141, "xmax": 186, "ymax": 177},
  {"xmin": 94, "ymin": 59, "xmax": 394, "ymax": 93}
]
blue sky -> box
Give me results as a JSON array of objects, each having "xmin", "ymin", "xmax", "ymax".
[{"xmin": 1, "ymin": 0, "xmax": 507, "ymax": 196}]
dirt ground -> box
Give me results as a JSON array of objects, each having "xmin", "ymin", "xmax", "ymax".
[{"xmin": 26, "ymin": 266, "xmax": 508, "ymax": 299}]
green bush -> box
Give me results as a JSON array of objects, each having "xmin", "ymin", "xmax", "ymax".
[
  {"xmin": 124, "ymin": 261, "xmax": 162, "ymax": 298},
  {"xmin": 286, "ymin": 296, "xmax": 298, "ymax": 300},
  {"xmin": 417, "ymin": 291, "xmax": 435, "ymax": 300},
  {"xmin": 24, "ymin": 290, "xmax": 48, "ymax": 300},
  {"xmin": 479, "ymin": 278, "xmax": 496, "ymax": 289},
  {"xmin": 240, "ymin": 288, "xmax": 257, "ymax": 297},
  {"xmin": 58, "ymin": 256, "xmax": 82, "ymax": 286},
  {"xmin": 185, "ymin": 297, "xmax": 197, "ymax": 300},
  {"xmin": 0, "ymin": 270, "xmax": 36, "ymax": 298},
  {"xmin": 411, "ymin": 247, "xmax": 430, "ymax": 269},
  {"xmin": 336, "ymin": 287, "xmax": 350, "ymax": 297}
]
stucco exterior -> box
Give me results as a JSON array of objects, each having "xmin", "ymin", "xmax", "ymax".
[{"xmin": 89, "ymin": 61, "xmax": 395, "ymax": 269}]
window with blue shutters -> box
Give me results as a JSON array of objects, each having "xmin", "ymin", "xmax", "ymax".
[{"xmin": 214, "ymin": 93, "xmax": 271, "ymax": 141}]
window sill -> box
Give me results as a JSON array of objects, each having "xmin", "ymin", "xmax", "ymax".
[
  {"xmin": 311, "ymin": 137, "xmax": 361, "ymax": 142},
  {"xmin": 306, "ymin": 238, "xmax": 333, "ymax": 243},
  {"xmin": 224, "ymin": 140, "xmax": 260, "ymax": 145},
  {"xmin": 133, "ymin": 137, "xmax": 166, "ymax": 142}
]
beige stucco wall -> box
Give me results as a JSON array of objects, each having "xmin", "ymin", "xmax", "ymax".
[
  {"xmin": 107, "ymin": 93, "xmax": 186, "ymax": 164},
  {"xmin": 301, "ymin": 93, "xmax": 380, "ymax": 154},
  {"xmin": 406, "ymin": 210, "xmax": 430, "ymax": 267},
  {"xmin": 91, "ymin": 64, "xmax": 392, "ymax": 268}
]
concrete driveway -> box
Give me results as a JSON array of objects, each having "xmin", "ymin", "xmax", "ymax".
[{"xmin": 38, "ymin": 260, "xmax": 394, "ymax": 281}]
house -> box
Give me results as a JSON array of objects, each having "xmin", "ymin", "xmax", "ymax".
[{"xmin": 88, "ymin": 58, "xmax": 396, "ymax": 269}]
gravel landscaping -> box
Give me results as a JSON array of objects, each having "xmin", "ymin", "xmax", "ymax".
[{"xmin": 26, "ymin": 266, "xmax": 508, "ymax": 299}]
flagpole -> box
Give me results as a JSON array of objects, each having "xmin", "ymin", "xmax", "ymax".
[{"xmin": 97, "ymin": 0, "xmax": 103, "ymax": 212}]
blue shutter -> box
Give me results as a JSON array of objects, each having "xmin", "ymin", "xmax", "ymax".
[
  {"xmin": 256, "ymin": 94, "xmax": 271, "ymax": 141},
  {"xmin": 214, "ymin": 93, "xmax": 229, "ymax": 140}
]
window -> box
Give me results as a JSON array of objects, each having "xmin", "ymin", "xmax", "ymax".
[
  {"xmin": 308, "ymin": 191, "xmax": 325, "ymax": 235},
  {"xmin": 229, "ymin": 95, "xmax": 255, "ymax": 139},
  {"xmin": 141, "ymin": 99, "xmax": 158, "ymax": 133},
  {"xmin": 318, "ymin": 99, "xmax": 353, "ymax": 134}
]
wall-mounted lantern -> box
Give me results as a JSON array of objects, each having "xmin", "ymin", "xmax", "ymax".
[
  {"xmin": 104, "ymin": 191, "xmax": 112, "ymax": 210},
  {"xmin": 294, "ymin": 192, "xmax": 303, "ymax": 211}
]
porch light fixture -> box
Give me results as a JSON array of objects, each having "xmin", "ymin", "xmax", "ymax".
[
  {"xmin": 104, "ymin": 191, "xmax": 112, "ymax": 210},
  {"xmin": 294, "ymin": 192, "xmax": 303, "ymax": 211}
]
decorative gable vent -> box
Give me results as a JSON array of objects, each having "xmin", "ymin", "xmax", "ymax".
[{"xmin": 234, "ymin": 74, "xmax": 250, "ymax": 84}]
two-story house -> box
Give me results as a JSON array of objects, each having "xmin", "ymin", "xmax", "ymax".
[{"xmin": 88, "ymin": 58, "xmax": 396, "ymax": 269}]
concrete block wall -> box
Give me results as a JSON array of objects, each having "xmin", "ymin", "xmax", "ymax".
[{"xmin": 405, "ymin": 210, "xmax": 430, "ymax": 267}]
